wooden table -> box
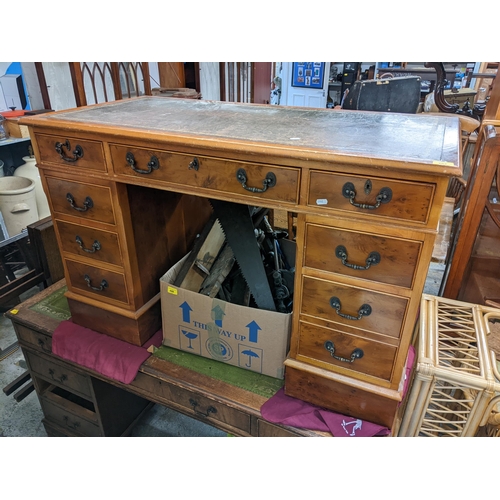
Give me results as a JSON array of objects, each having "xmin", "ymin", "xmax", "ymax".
[{"xmin": 5, "ymin": 279, "xmax": 326, "ymax": 437}]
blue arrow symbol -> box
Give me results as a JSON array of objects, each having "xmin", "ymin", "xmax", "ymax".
[
  {"xmin": 246, "ymin": 320, "xmax": 261, "ymax": 343},
  {"xmin": 212, "ymin": 305, "xmax": 225, "ymax": 327},
  {"xmin": 179, "ymin": 301, "xmax": 192, "ymax": 323}
]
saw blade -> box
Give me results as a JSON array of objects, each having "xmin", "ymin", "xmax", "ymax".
[{"xmin": 209, "ymin": 199, "xmax": 276, "ymax": 311}]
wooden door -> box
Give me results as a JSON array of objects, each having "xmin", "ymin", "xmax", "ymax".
[
  {"xmin": 157, "ymin": 63, "xmax": 186, "ymax": 88},
  {"xmin": 252, "ymin": 63, "xmax": 272, "ymax": 104}
]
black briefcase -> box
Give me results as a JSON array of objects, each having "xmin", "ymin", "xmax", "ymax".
[{"xmin": 342, "ymin": 76, "xmax": 421, "ymax": 114}]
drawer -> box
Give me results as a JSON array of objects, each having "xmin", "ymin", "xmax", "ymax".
[
  {"xmin": 14, "ymin": 324, "xmax": 52, "ymax": 354},
  {"xmin": 56, "ymin": 220, "xmax": 123, "ymax": 266},
  {"xmin": 45, "ymin": 176, "xmax": 116, "ymax": 225},
  {"xmin": 24, "ymin": 350, "xmax": 93, "ymax": 399},
  {"xmin": 35, "ymin": 133, "xmax": 106, "ymax": 172},
  {"xmin": 65, "ymin": 259, "xmax": 129, "ymax": 306},
  {"xmin": 297, "ymin": 321, "xmax": 397, "ymax": 381},
  {"xmin": 256, "ymin": 419, "xmax": 303, "ymax": 437},
  {"xmin": 308, "ymin": 171, "xmax": 435, "ymax": 224},
  {"xmin": 109, "ymin": 144, "xmax": 300, "ymax": 204},
  {"xmin": 40, "ymin": 392, "xmax": 101, "ymax": 437},
  {"xmin": 304, "ymin": 223, "xmax": 421, "ymax": 289},
  {"xmin": 133, "ymin": 372, "xmax": 251, "ymax": 434},
  {"xmin": 42, "ymin": 419, "xmax": 71, "ymax": 437},
  {"xmin": 300, "ymin": 275, "xmax": 408, "ymax": 339}
]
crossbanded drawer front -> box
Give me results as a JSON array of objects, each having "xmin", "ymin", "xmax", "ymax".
[
  {"xmin": 35, "ymin": 133, "xmax": 106, "ymax": 172},
  {"xmin": 304, "ymin": 223, "xmax": 421, "ymax": 289},
  {"xmin": 14, "ymin": 324, "xmax": 53, "ymax": 354},
  {"xmin": 308, "ymin": 171, "xmax": 434, "ymax": 224},
  {"xmin": 65, "ymin": 260, "xmax": 129, "ymax": 306},
  {"xmin": 300, "ymin": 275, "xmax": 408, "ymax": 339},
  {"xmin": 297, "ymin": 321, "xmax": 397, "ymax": 381},
  {"xmin": 56, "ymin": 220, "xmax": 123, "ymax": 266},
  {"xmin": 24, "ymin": 350, "xmax": 93, "ymax": 399},
  {"xmin": 109, "ymin": 144, "xmax": 300, "ymax": 204},
  {"xmin": 45, "ymin": 177, "xmax": 116, "ymax": 225},
  {"xmin": 132, "ymin": 372, "xmax": 251, "ymax": 434},
  {"xmin": 256, "ymin": 420, "xmax": 303, "ymax": 437},
  {"xmin": 40, "ymin": 397, "xmax": 101, "ymax": 437}
]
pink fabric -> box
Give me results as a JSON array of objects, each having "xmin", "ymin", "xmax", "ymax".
[
  {"xmin": 261, "ymin": 346, "xmax": 416, "ymax": 437},
  {"xmin": 51, "ymin": 320, "xmax": 163, "ymax": 384},
  {"xmin": 402, "ymin": 345, "xmax": 416, "ymax": 402},
  {"xmin": 260, "ymin": 388, "xmax": 391, "ymax": 437}
]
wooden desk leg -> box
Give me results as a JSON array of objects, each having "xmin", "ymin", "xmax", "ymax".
[{"xmin": 2, "ymin": 369, "xmax": 31, "ymax": 396}]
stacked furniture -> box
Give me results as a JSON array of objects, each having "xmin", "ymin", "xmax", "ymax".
[
  {"xmin": 7, "ymin": 282, "xmax": 152, "ymax": 436},
  {"xmin": 6, "ymin": 280, "xmax": 328, "ymax": 437},
  {"xmin": 21, "ymin": 98, "xmax": 461, "ymax": 429}
]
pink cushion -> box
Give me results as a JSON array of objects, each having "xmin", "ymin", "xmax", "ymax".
[
  {"xmin": 51, "ymin": 320, "xmax": 162, "ymax": 384},
  {"xmin": 260, "ymin": 346, "xmax": 416, "ymax": 436}
]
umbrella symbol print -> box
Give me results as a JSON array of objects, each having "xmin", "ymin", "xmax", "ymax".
[
  {"xmin": 181, "ymin": 330, "xmax": 198, "ymax": 349},
  {"xmin": 241, "ymin": 349, "xmax": 260, "ymax": 367}
]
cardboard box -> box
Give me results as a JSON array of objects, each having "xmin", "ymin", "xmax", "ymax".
[{"xmin": 160, "ymin": 246, "xmax": 293, "ymax": 379}]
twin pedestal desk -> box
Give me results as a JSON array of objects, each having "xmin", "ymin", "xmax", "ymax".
[{"xmin": 18, "ymin": 98, "xmax": 461, "ymax": 433}]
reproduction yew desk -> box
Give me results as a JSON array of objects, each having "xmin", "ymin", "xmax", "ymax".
[
  {"xmin": 20, "ymin": 98, "xmax": 461, "ymax": 428},
  {"xmin": 5, "ymin": 280, "xmax": 323, "ymax": 437}
]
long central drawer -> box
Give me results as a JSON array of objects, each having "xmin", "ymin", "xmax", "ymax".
[{"xmin": 109, "ymin": 144, "xmax": 300, "ymax": 204}]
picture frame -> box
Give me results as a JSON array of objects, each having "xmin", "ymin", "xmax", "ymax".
[{"xmin": 292, "ymin": 62, "xmax": 325, "ymax": 89}]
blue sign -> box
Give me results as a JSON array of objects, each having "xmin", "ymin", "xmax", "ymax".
[{"xmin": 292, "ymin": 62, "xmax": 325, "ymax": 89}]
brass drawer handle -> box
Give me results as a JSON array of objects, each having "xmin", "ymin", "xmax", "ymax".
[
  {"xmin": 330, "ymin": 296, "xmax": 372, "ymax": 321},
  {"xmin": 189, "ymin": 398, "xmax": 217, "ymax": 418},
  {"xmin": 48, "ymin": 368, "xmax": 67, "ymax": 383},
  {"xmin": 236, "ymin": 168, "xmax": 276, "ymax": 193},
  {"xmin": 126, "ymin": 151, "xmax": 159, "ymax": 174},
  {"xmin": 188, "ymin": 157, "xmax": 199, "ymax": 170},
  {"xmin": 342, "ymin": 182, "xmax": 392, "ymax": 210},
  {"xmin": 84, "ymin": 274, "xmax": 108, "ymax": 292},
  {"xmin": 55, "ymin": 139, "xmax": 84, "ymax": 163},
  {"xmin": 66, "ymin": 193, "xmax": 93, "ymax": 212},
  {"xmin": 63, "ymin": 415, "xmax": 81, "ymax": 430},
  {"xmin": 324, "ymin": 340, "xmax": 364, "ymax": 363},
  {"xmin": 335, "ymin": 245, "xmax": 381, "ymax": 270},
  {"xmin": 37, "ymin": 337, "xmax": 51, "ymax": 353},
  {"xmin": 75, "ymin": 235, "xmax": 101, "ymax": 253}
]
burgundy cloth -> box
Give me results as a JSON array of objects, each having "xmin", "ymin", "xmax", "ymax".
[
  {"xmin": 261, "ymin": 388, "xmax": 391, "ymax": 437},
  {"xmin": 261, "ymin": 346, "xmax": 416, "ymax": 437},
  {"xmin": 51, "ymin": 320, "xmax": 163, "ymax": 384}
]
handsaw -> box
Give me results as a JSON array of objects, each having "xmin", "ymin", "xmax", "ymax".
[{"xmin": 209, "ymin": 199, "xmax": 276, "ymax": 311}]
